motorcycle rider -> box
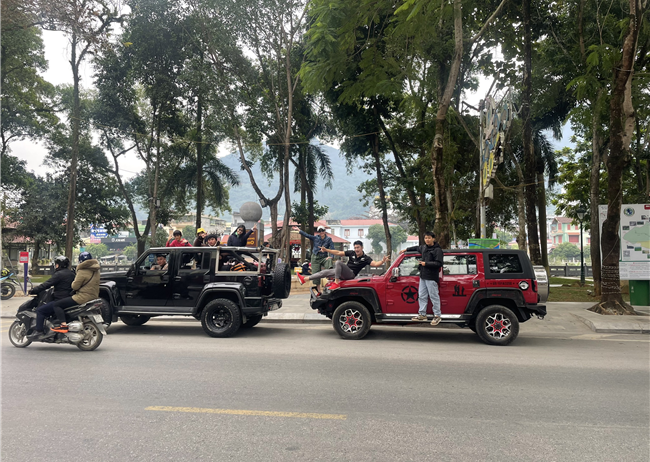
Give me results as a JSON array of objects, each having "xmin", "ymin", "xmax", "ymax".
[
  {"xmin": 28, "ymin": 255, "xmax": 75, "ymax": 336},
  {"xmin": 28, "ymin": 252, "xmax": 101, "ymax": 338}
]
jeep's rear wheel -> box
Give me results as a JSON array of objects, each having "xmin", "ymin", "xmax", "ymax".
[
  {"xmin": 332, "ymin": 302, "xmax": 372, "ymax": 340},
  {"xmin": 120, "ymin": 314, "xmax": 150, "ymax": 326},
  {"xmin": 272, "ymin": 262, "xmax": 291, "ymax": 299},
  {"xmin": 201, "ymin": 298, "xmax": 241, "ymax": 338},
  {"xmin": 475, "ymin": 305, "xmax": 519, "ymax": 346},
  {"xmin": 242, "ymin": 314, "xmax": 263, "ymax": 328}
]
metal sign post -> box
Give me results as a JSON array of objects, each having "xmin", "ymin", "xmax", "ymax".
[{"xmin": 19, "ymin": 251, "xmax": 29, "ymax": 294}]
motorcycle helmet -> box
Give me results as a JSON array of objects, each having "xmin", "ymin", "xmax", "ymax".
[
  {"xmin": 78, "ymin": 252, "xmax": 93, "ymax": 263},
  {"xmin": 54, "ymin": 255, "xmax": 70, "ymax": 268}
]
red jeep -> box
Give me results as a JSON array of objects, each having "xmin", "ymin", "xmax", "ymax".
[{"xmin": 309, "ymin": 249, "xmax": 548, "ymax": 345}]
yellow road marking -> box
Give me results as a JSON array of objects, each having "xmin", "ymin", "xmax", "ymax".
[{"xmin": 145, "ymin": 406, "xmax": 346, "ymax": 420}]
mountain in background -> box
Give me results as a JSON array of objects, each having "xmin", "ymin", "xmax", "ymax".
[{"xmin": 218, "ymin": 145, "xmax": 370, "ymax": 221}]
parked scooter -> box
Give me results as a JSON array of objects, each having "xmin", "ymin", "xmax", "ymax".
[
  {"xmin": 8, "ymin": 288, "xmax": 107, "ymax": 351},
  {"xmin": 1, "ymin": 268, "xmax": 16, "ymax": 300}
]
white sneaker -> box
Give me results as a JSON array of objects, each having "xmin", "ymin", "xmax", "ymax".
[{"xmin": 430, "ymin": 316, "xmax": 441, "ymax": 326}]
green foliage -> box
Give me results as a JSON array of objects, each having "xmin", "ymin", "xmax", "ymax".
[
  {"xmin": 0, "ymin": 4, "xmax": 57, "ymax": 156},
  {"xmin": 182, "ymin": 225, "xmax": 197, "ymax": 240},
  {"xmin": 85, "ymin": 243, "xmax": 109, "ymax": 259},
  {"xmin": 367, "ymin": 224, "xmax": 407, "ymax": 254},
  {"xmin": 550, "ymin": 242, "xmax": 580, "ymax": 262},
  {"xmin": 291, "ymin": 201, "xmax": 329, "ymax": 228},
  {"xmin": 122, "ymin": 244, "xmax": 138, "ymax": 260}
]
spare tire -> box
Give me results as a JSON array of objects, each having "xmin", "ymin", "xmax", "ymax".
[{"xmin": 272, "ymin": 262, "xmax": 291, "ymax": 299}]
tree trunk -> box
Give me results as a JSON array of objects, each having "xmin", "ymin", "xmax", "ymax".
[
  {"xmin": 371, "ymin": 134, "xmax": 392, "ymax": 256},
  {"xmin": 195, "ymin": 91, "xmax": 204, "ymax": 230},
  {"xmin": 522, "ymin": 0, "xmax": 541, "ymax": 264},
  {"xmin": 537, "ymin": 171, "xmax": 549, "ymax": 271},
  {"xmin": 589, "ymin": 90, "xmax": 604, "ymax": 296},
  {"xmin": 447, "ymin": 181, "xmax": 457, "ymax": 248},
  {"xmin": 150, "ymin": 118, "xmax": 161, "ymax": 246},
  {"xmin": 64, "ymin": 32, "xmax": 80, "ymax": 259},
  {"xmin": 590, "ymin": 0, "xmax": 639, "ymax": 315},
  {"xmin": 430, "ymin": 0, "xmax": 463, "ymax": 250},
  {"xmin": 299, "ymin": 150, "xmax": 307, "ymax": 262}
]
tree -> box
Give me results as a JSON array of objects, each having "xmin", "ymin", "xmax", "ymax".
[
  {"xmin": 38, "ymin": 0, "xmax": 125, "ymax": 258},
  {"xmin": 122, "ymin": 244, "xmax": 138, "ymax": 260},
  {"xmin": 85, "ymin": 243, "xmax": 109, "ymax": 259},
  {"xmin": 368, "ymin": 225, "xmax": 407, "ymax": 255},
  {"xmin": 550, "ymin": 242, "xmax": 580, "ymax": 263},
  {"xmin": 1, "ymin": 0, "xmax": 57, "ymax": 158}
]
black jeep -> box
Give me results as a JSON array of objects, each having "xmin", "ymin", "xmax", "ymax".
[{"xmin": 98, "ymin": 246, "xmax": 291, "ymax": 337}]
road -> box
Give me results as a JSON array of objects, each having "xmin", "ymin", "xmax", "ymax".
[{"xmin": 2, "ymin": 319, "xmax": 648, "ymax": 462}]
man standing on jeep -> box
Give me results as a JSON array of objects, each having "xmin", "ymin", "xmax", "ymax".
[
  {"xmin": 294, "ymin": 225, "xmax": 334, "ymax": 291},
  {"xmin": 400, "ymin": 231, "xmax": 443, "ymax": 325},
  {"xmin": 297, "ymin": 240, "xmax": 388, "ymax": 291}
]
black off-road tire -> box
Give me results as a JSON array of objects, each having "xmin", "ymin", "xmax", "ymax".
[
  {"xmin": 120, "ymin": 314, "xmax": 151, "ymax": 326},
  {"xmin": 2, "ymin": 283, "xmax": 16, "ymax": 301},
  {"xmin": 475, "ymin": 305, "xmax": 520, "ymax": 346},
  {"xmin": 100, "ymin": 298, "xmax": 112, "ymax": 328},
  {"xmin": 272, "ymin": 263, "xmax": 291, "ymax": 299},
  {"xmin": 201, "ymin": 298, "xmax": 242, "ymax": 338},
  {"xmin": 242, "ymin": 314, "xmax": 263, "ymax": 328},
  {"xmin": 332, "ymin": 301, "xmax": 372, "ymax": 340}
]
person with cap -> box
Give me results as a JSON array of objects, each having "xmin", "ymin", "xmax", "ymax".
[
  {"xmin": 204, "ymin": 233, "xmax": 220, "ymax": 247},
  {"xmin": 293, "ymin": 224, "xmax": 335, "ymax": 291},
  {"xmin": 399, "ymin": 231, "xmax": 444, "ymax": 326},
  {"xmin": 166, "ymin": 230, "xmax": 191, "ymax": 247},
  {"xmin": 193, "ymin": 228, "xmax": 207, "ymax": 247}
]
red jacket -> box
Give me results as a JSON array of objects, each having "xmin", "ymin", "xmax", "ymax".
[{"xmin": 166, "ymin": 238, "xmax": 191, "ymax": 247}]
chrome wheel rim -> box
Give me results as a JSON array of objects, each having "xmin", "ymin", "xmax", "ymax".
[
  {"xmin": 338, "ymin": 308, "xmax": 364, "ymax": 334},
  {"xmin": 9, "ymin": 322, "xmax": 29, "ymax": 345},
  {"xmin": 484, "ymin": 313, "xmax": 511, "ymax": 339},
  {"xmin": 81, "ymin": 323, "xmax": 100, "ymax": 348}
]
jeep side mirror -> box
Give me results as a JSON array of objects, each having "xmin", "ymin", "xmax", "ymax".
[{"xmin": 390, "ymin": 267, "xmax": 400, "ymax": 282}]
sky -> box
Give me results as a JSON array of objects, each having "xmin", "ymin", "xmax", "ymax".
[{"xmin": 11, "ymin": 30, "xmax": 574, "ymax": 181}]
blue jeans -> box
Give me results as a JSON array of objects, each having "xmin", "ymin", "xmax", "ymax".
[{"xmin": 418, "ymin": 279, "xmax": 441, "ymax": 317}]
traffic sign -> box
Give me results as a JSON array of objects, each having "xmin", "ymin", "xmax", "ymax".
[{"xmin": 19, "ymin": 252, "xmax": 29, "ymax": 264}]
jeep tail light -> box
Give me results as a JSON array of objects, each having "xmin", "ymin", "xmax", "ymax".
[{"xmin": 532, "ymin": 279, "xmax": 538, "ymax": 292}]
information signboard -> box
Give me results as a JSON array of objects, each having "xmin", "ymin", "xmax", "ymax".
[
  {"xmin": 19, "ymin": 252, "xmax": 29, "ymax": 264},
  {"xmin": 599, "ymin": 204, "xmax": 650, "ymax": 280}
]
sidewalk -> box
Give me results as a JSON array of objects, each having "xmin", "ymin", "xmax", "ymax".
[{"xmin": 2, "ymin": 294, "xmax": 648, "ymax": 335}]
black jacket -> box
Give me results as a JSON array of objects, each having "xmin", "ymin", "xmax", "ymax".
[
  {"xmin": 406, "ymin": 243, "xmax": 443, "ymax": 282},
  {"xmin": 227, "ymin": 229, "xmax": 253, "ymax": 247},
  {"xmin": 32, "ymin": 267, "xmax": 75, "ymax": 300}
]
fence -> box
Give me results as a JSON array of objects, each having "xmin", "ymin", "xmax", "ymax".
[{"xmin": 549, "ymin": 265, "xmax": 593, "ymax": 277}]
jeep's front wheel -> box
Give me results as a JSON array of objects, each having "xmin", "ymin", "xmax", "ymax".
[
  {"xmin": 475, "ymin": 305, "xmax": 519, "ymax": 346},
  {"xmin": 201, "ymin": 298, "xmax": 242, "ymax": 338},
  {"xmin": 332, "ymin": 302, "xmax": 372, "ymax": 340}
]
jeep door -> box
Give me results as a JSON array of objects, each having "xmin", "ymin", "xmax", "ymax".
[
  {"xmin": 171, "ymin": 250, "xmax": 213, "ymax": 308},
  {"xmin": 438, "ymin": 254, "xmax": 480, "ymax": 314},
  {"xmin": 124, "ymin": 250, "xmax": 174, "ymax": 308},
  {"xmin": 384, "ymin": 255, "xmax": 423, "ymax": 314}
]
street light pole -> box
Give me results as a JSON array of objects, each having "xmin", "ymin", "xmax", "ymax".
[{"xmin": 576, "ymin": 207, "xmax": 586, "ymax": 287}]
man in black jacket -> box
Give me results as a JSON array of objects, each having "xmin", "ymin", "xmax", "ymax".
[
  {"xmin": 28, "ymin": 255, "xmax": 75, "ymax": 337},
  {"xmin": 400, "ymin": 231, "xmax": 444, "ymax": 325}
]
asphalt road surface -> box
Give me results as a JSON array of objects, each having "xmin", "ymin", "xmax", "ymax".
[{"xmin": 2, "ymin": 319, "xmax": 649, "ymax": 462}]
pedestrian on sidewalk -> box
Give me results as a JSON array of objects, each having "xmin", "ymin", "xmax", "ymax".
[
  {"xmin": 399, "ymin": 231, "xmax": 443, "ymax": 326},
  {"xmin": 294, "ymin": 225, "xmax": 334, "ymax": 291}
]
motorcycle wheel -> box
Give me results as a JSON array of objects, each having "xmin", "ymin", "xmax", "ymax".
[
  {"xmin": 76, "ymin": 322, "xmax": 103, "ymax": 351},
  {"xmin": 8, "ymin": 321, "xmax": 32, "ymax": 348},
  {"xmin": 1, "ymin": 283, "xmax": 16, "ymax": 301}
]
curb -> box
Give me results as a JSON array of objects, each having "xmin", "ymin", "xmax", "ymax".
[{"xmin": 571, "ymin": 313, "xmax": 650, "ymax": 334}]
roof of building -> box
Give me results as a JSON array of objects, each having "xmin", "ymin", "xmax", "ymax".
[
  {"xmin": 338, "ymin": 219, "xmax": 398, "ymax": 226},
  {"xmin": 552, "ymin": 217, "xmax": 575, "ymax": 224}
]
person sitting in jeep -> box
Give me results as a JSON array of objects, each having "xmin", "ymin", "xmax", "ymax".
[
  {"xmin": 151, "ymin": 254, "xmax": 168, "ymax": 271},
  {"xmin": 297, "ymin": 240, "xmax": 389, "ymax": 291}
]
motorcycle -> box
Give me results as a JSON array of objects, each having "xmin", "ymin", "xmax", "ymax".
[
  {"xmin": 8, "ymin": 288, "xmax": 107, "ymax": 351},
  {"xmin": 1, "ymin": 268, "xmax": 17, "ymax": 300}
]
